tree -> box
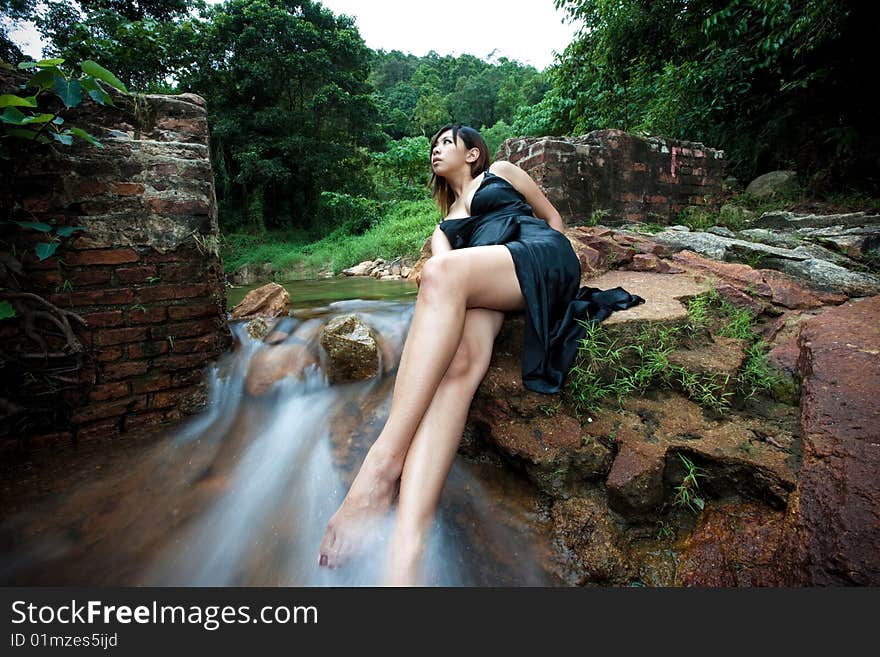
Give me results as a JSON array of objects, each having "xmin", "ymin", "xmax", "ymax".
[{"xmin": 179, "ymin": 0, "xmax": 382, "ymax": 231}]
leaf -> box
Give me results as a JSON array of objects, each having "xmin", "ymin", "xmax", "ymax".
[
  {"xmin": 21, "ymin": 113, "xmax": 56, "ymax": 125},
  {"xmin": 80, "ymin": 60, "xmax": 129, "ymax": 94},
  {"xmin": 67, "ymin": 127, "xmax": 103, "ymax": 148},
  {"xmin": 56, "ymin": 226, "xmax": 86, "ymax": 237},
  {"xmin": 52, "ymin": 116, "xmax": 64, "ymax": 125},
  {"xmin": 0, "ymin": 107, "xmax": 27, "ymax": 124},
  {"xmin": 27, "ymin": 68, "xmax": 57, "ymax": 91},
  {"xmin": 0, "ymin": 300, "xmax": 15, "ymax": 319},
  {"xmin": 0, "ymin": 94, "xmax": 38, "ymax": 108},
  {"xmin": 17, "ymin": 61, "xmax": 38, "ymax": 70},
  {"xmin": 5, "ymin": 128, "xmax": 50, "ymax": 143},
  {"xmin": 81, "ymin": 78, "xmax": 114, "ymax": 106},
  {"xmin": 16, "ymin": 221, "xmax": 52, "ymax": 232},
  {"xmin": 37, "ymin": 58, "xmax": 65, "ymax": 68},
  {"xmin": 35, "ymin": 242, "xmax": 59, "ymax": 261},
  {"xmin": 694, "ymin": 497, "xmax": 705, "ymax": 510},
  {"xmin": 51, "ymin": 132, "xmax": 74, "ymax": 146},
  {"xmin": 53, "ymin": 77, "xmax": 82, "ymax": 108}
]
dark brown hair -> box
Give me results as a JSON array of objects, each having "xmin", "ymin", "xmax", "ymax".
[{"xmin": 429, "ymin": 124, "xmax": 491, "ymax": 217}]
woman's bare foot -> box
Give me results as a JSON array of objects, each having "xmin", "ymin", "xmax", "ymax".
[{"xmin": 318, "ymin": 450, "xmax": 401, "ymax": 568}]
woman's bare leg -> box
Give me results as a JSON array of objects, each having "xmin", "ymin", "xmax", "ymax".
[
  {"xmin": 383, "ymin": 308, "xmax": 504, "ymax": 586},
  {"xmin": 318, "ymin": 246, "xmax": 523, "ymax": 567}
]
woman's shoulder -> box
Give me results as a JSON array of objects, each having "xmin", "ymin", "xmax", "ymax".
[{"xmin": 488, "ymin": 160, "xmax": 521, "ymax": 181}]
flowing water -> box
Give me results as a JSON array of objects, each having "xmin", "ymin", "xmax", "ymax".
[{"xmin": 0, "ymin": 279, "xmax": 564, "ymax": 586}]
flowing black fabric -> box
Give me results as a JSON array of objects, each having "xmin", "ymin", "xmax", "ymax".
[{"xmin": 439, "ymin": 171, "xmax": 646, "ymax": 394}]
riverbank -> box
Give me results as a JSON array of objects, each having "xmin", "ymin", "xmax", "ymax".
[{"xmin": 221, "ymin": 198, "xmax": 438, "ymax": 283}]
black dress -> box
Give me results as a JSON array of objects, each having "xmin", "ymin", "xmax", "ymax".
[{"xmin": 439, "ymin": 170, "xmax": 646, "ymax": 394}]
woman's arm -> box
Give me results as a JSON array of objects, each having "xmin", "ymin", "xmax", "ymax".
[
  {"xmin": 431, "ymin": 224, "xmax": 452, "ymax": 256},
  {"xmin": 489, "ymin": 160, "xmax": 565, "ymax": 232}
]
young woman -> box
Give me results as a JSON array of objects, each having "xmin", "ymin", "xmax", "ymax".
[{"xmin": 318, "ymin": 125, "xmax": 643, "ymax": 585}]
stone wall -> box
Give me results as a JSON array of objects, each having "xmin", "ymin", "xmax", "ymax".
[
  {"xmin": 497, "ymin": 129, "xmax": 725, "ymax": 226},
  {"xmin": 0, "ymin": 80, "xmax": 231, "ymax": 453}
]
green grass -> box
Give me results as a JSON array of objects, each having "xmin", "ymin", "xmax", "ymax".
[
  {"xmin": 220, "ymin": 198, "xmax": 439, "ymax": 278},
  {"xmin": 672, "ymin": 453, "xmax": 706, "ymax": 514},
  {"xmin": 566, "ymin": 286, "xmax": 783, "ymax": 415}
]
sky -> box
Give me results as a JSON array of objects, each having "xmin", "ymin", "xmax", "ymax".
[{"xmin": 8, "ymin": 0, "xmax": 582, "ymax": 71}]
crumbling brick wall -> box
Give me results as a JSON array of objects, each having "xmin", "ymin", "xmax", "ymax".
[
  {"xmin": 497, "ymin": 128, "xmax": 725, "ymax": 225},
  {"xmin": 0, "ymin": 82, "xmax": 231, "ymax": 453}
]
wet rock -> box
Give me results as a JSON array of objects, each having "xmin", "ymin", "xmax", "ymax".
[
  {"xmin": 606, "ymin": 442, "xmax": 666, "ymax": 514},
  {"xmin": 714, "ymin": 282, "xmax": 766, "ymax": 315},
  {"xmin": 622, "ymin": 253, "xmax": 685, "ymax": 274},
  {"xmin": 778, "ymin": 296, "xmax": 880, "ymax": 584},
  {"xmin": 677, "ymin": 501, "xmax": 785, "ymax": 586},
  {"xmin": 797, "ymin": 224, "xmax": 880, "ymax": 263},
  {"xmin": 551, "ymin": 492, "xmax": 634, "ymax": 585},
  {"xmin": 230, "ymin": 282, "xmax": 291, "ymax": 319},
  {"xmin": 244, "ymin": 342, "xmax": 319, "ymax": 395},
  {"xmin": 319, "ymin": 314, "xmax": 380, "ymax": 384},
  {"xmin": 668, "ymin": 335, "xmax": 749, "ymax": 395},
  {"xmin": 738, "ymin": 228, "xmax": 801, "ymax": 249},
  {"xmin": 769, "ymin": 257, "xmax": 880, "ymax": 296},
  {"xmin": 745, "ymin": 170, "xmax": 799, "ymax": 199},
  {"xmin": 755, "ymin": 210, "xmax": 880, "ymax": 230},
  {"xmin": 707, "ymin": 226, "xmax": 736, "ymax": 238},
  {"xmin": 342, "ymin": 260, "xmax": 378, "ymax": 277},
  {"xmin": 245, "ymin": 317, "xmax": 270, "ymax": 341}
]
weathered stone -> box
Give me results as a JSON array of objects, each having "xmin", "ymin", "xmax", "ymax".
[
  {"xmin": 245, "ymin": 317, "xmax": 270, "ymax": 341},
  {"xmin": 606, "ymin": 442, "xmax": 666, "ymax": 514},
  {"xmin": 778, "ymin": 296, "xmax": 880, "ymax": 584},
  {"xmin": 244, "ymin": 342, "xmax": 320, "ymax": 395},
  {"xmin": 623, "ymin": 253, "xmax": 684, "ymax": 274},
  {"xmin": 755, "ymin": 210, "xmax": 880, "ymax": 230},
  {"xmin": 738, "ymin": 228, "xmax": 801, "ymax": 249},
  {"xmin": 745, "ymin": 170, "xmax": 799, "ymax": 199},
  {"xmin": 718, "ymin": 203, "xmax": 755, "ymax": 226},
  {"xmin": 230, "ymin": 282, "xmax": 291, "ymax": 319},
  {"xmin": 677, "ymin": 501, "xmax": 786, "ymax": 586},
  {"xmin": 320, "ymin": 314, "xmax": 380, "ymax": 384},
  {"xmin": 342, "ymin": 260, "xmax": 377, "ymax": 277},
  {"xmin": 759, "ymin": 269, "xmax": 845, "ymax": 309},
  {"xmin": 668, "ymin": 335, "xmax": 750, "ymax": 390},
  {"xmin": 551, "ymin": 492, "xmax": 635, "ymax": 585},
  {"xmin": 707, "ymin": 226, "xmax": 736, "ymax": 238},
  {"xmin": 769, "ymin": 257, "xmax": 880, "ymax": 296}
]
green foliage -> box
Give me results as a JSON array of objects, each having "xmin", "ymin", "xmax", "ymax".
[
  {"xmin": 222, "ymin": 198, "xmax": 438, "ymax": 278},
  {"xmin": 672, "ymin": 453, "xmax": 706, "ymax": 513},
  {"xmin": 315, "ymin": 192, "xmax": 380, "ymax": 236},
  {"xmin": 370, "ymin": 136, "xmax": 430, "ymax": 199},
  {"xmin": 551, "ymin": 0, "xmax": 877, "ymax": 193},
  {"xmin": 480, "ymin": 119, "xmax": 516, "ymax": 158}
]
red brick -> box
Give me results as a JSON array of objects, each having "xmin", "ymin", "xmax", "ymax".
[
  {"xmin": 168, "ymin": 303, "xmax": 218, "ymax": 320},
  {"xmin": 77, "ymin": 180, "xmax": 107, "ymax": 196},
  {"xmin": 71, "ymin": 398, "xmax": 135, "ymax": 423},
  {"xmin": 170, "ymin": 334, "xmax": 220, "ymax": 354},
  {"xmin": 26, "ymin": 431, "xmax": 75, "ymax": 449},
  {"xmin": 128, "ymin": 306, "xmax": 167, "ymax": 324},
  {"xmin": 127, "ymin": 340, "xmax": 168, "ymax": 359},
  {"xmin": 117, "ymin": 266, "xmax": 157, "ymax": 284},
  {"xmin": 131, "ymin": 373, "xmax": 171, "ymax": 394},
  {"xmin": 153, "ymin": 389, "xmax": 185, "ymax": 409},
  {"xmin": 146, "ymin": 197, "xmax": 210, "ymax": 216},
  {"xmin": 48, "ymin": 288, "xmax": 133, "ymax": 307},
  {"xmin": 70, "ymin": 269, "xmax": 114, "ymax": 287},
  {"xmin": 151, "ymin": 353, "xmax": 210, "ymax": 371},
  {"xmin": 81, "ymin": 310, "xmax": 125, "ymax": 328},
  {"xmin": 95, "ymin": 326, "xmax": 149, "ymax": 346},
  {"xmin": 124, "ymin": 411, "xmax": 167, "ymax": 431},
  {"xmin": 76, "ymin": 419, "xmax": 120, "ymax": 442},
  {"xmin": 150, "ymin": 317, "xmax": 220, "ymax": 340},
  {"xmin": 30, "ymin": 271, "xmax": 63, "ymax": 288},
  {"xmin": 64, "ymin": 248, "xmax": 139, "ymax": 266},
  {"xmin": 136, "ymin": 283, "xmax": 211, "ymax": 303},
  {"xmin": 172, "ymin": 369, "xmax": 205, "ymax": 387},
  {"xmin": 648, "ymin": 195, "xmax": 668, "ymax": 204},
  {"xmin": 516, "ymin": 154, "xmax": 547, "ymax": 171},
  {"xmin": 111, "ymin": 182, "xmax": 145, "ymax": 196},
  {"xmin": 95, "ymin": 346, "xmax": 124, "ymax": 362},
  {"xmin": 159, "ymin": 262, "xmax": 204, "ymax": 282},
  {"xmin": 101, "ymin": 360, "xmax": 151, "ymax": 380},
  {"xmin": 89, "ymin": 381, "xmax": 131, "ymax": 401}
]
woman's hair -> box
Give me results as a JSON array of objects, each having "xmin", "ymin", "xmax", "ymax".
[{"xmin": 429, "ymin": 124, "xmax": 491, "ymax": 216}]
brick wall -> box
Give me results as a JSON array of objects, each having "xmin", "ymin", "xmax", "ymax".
[
  {"xmin": 497, "ymin": 128, "xmax": 725, "ymax": 225},
  {"xmin": 1, "ymin": 80, "xmax": 231, "ymax": 453}
]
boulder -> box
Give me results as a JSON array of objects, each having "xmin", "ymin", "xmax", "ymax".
[
  {"xmin": 777, "ymin": 296, "xmax": 880, "ymax": 585},
  {"xmin": 319, "ymin": 313, "xmax": 381, "ymax": 384},
  {"xmin": 230, "ymin": 282, "xmax": 291, "ymax": 319},
  {"xmin": 755, "ymin": 210, "xmax": 880, "ymax": 230},
  {"xmin": 745, "ymin": 170, "xmax": 799, "ymax": 199}
]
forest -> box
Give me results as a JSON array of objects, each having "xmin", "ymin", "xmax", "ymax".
[{"xmin": 1, "ymin": 0, "xmax": 876, "ymax": 274}]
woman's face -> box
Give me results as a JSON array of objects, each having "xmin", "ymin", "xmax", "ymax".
[{"xmin": 431, "ymin": 130, "xmax": 473, "ymax": 177}]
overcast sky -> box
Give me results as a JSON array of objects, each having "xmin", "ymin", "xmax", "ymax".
[{"xmin": 9, "ymin": 0, "xmax": 582, "ymax": 70}]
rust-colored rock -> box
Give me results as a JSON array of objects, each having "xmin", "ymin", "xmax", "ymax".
[
  {"xmin": 623, "ymin": 253, "xmax": 684, "ymax": 274},
  {"xmin": 677, "ymin": 501, "xmax": 786, "ymax": 586},
  {"xmin": 778, "ymin": 295, "xmax": 880, "ymax": 584},
  {"xmin": 671, "ymin": 250, "xmax": 773, "ymax": 297},
  {"xmin": 244, "ymin": 342, "xmax": 320, "ymax": 396},
  {"xmin": 605, "ymin": 442, "xmax": 666, "ymax": 514},
  {"xmin": 319, "ymin": 314, "xmax": 380, "ymax": 384},
  {"xmin": 230, "ymin": 282, "xmax": 291, "ymax": 319}
]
